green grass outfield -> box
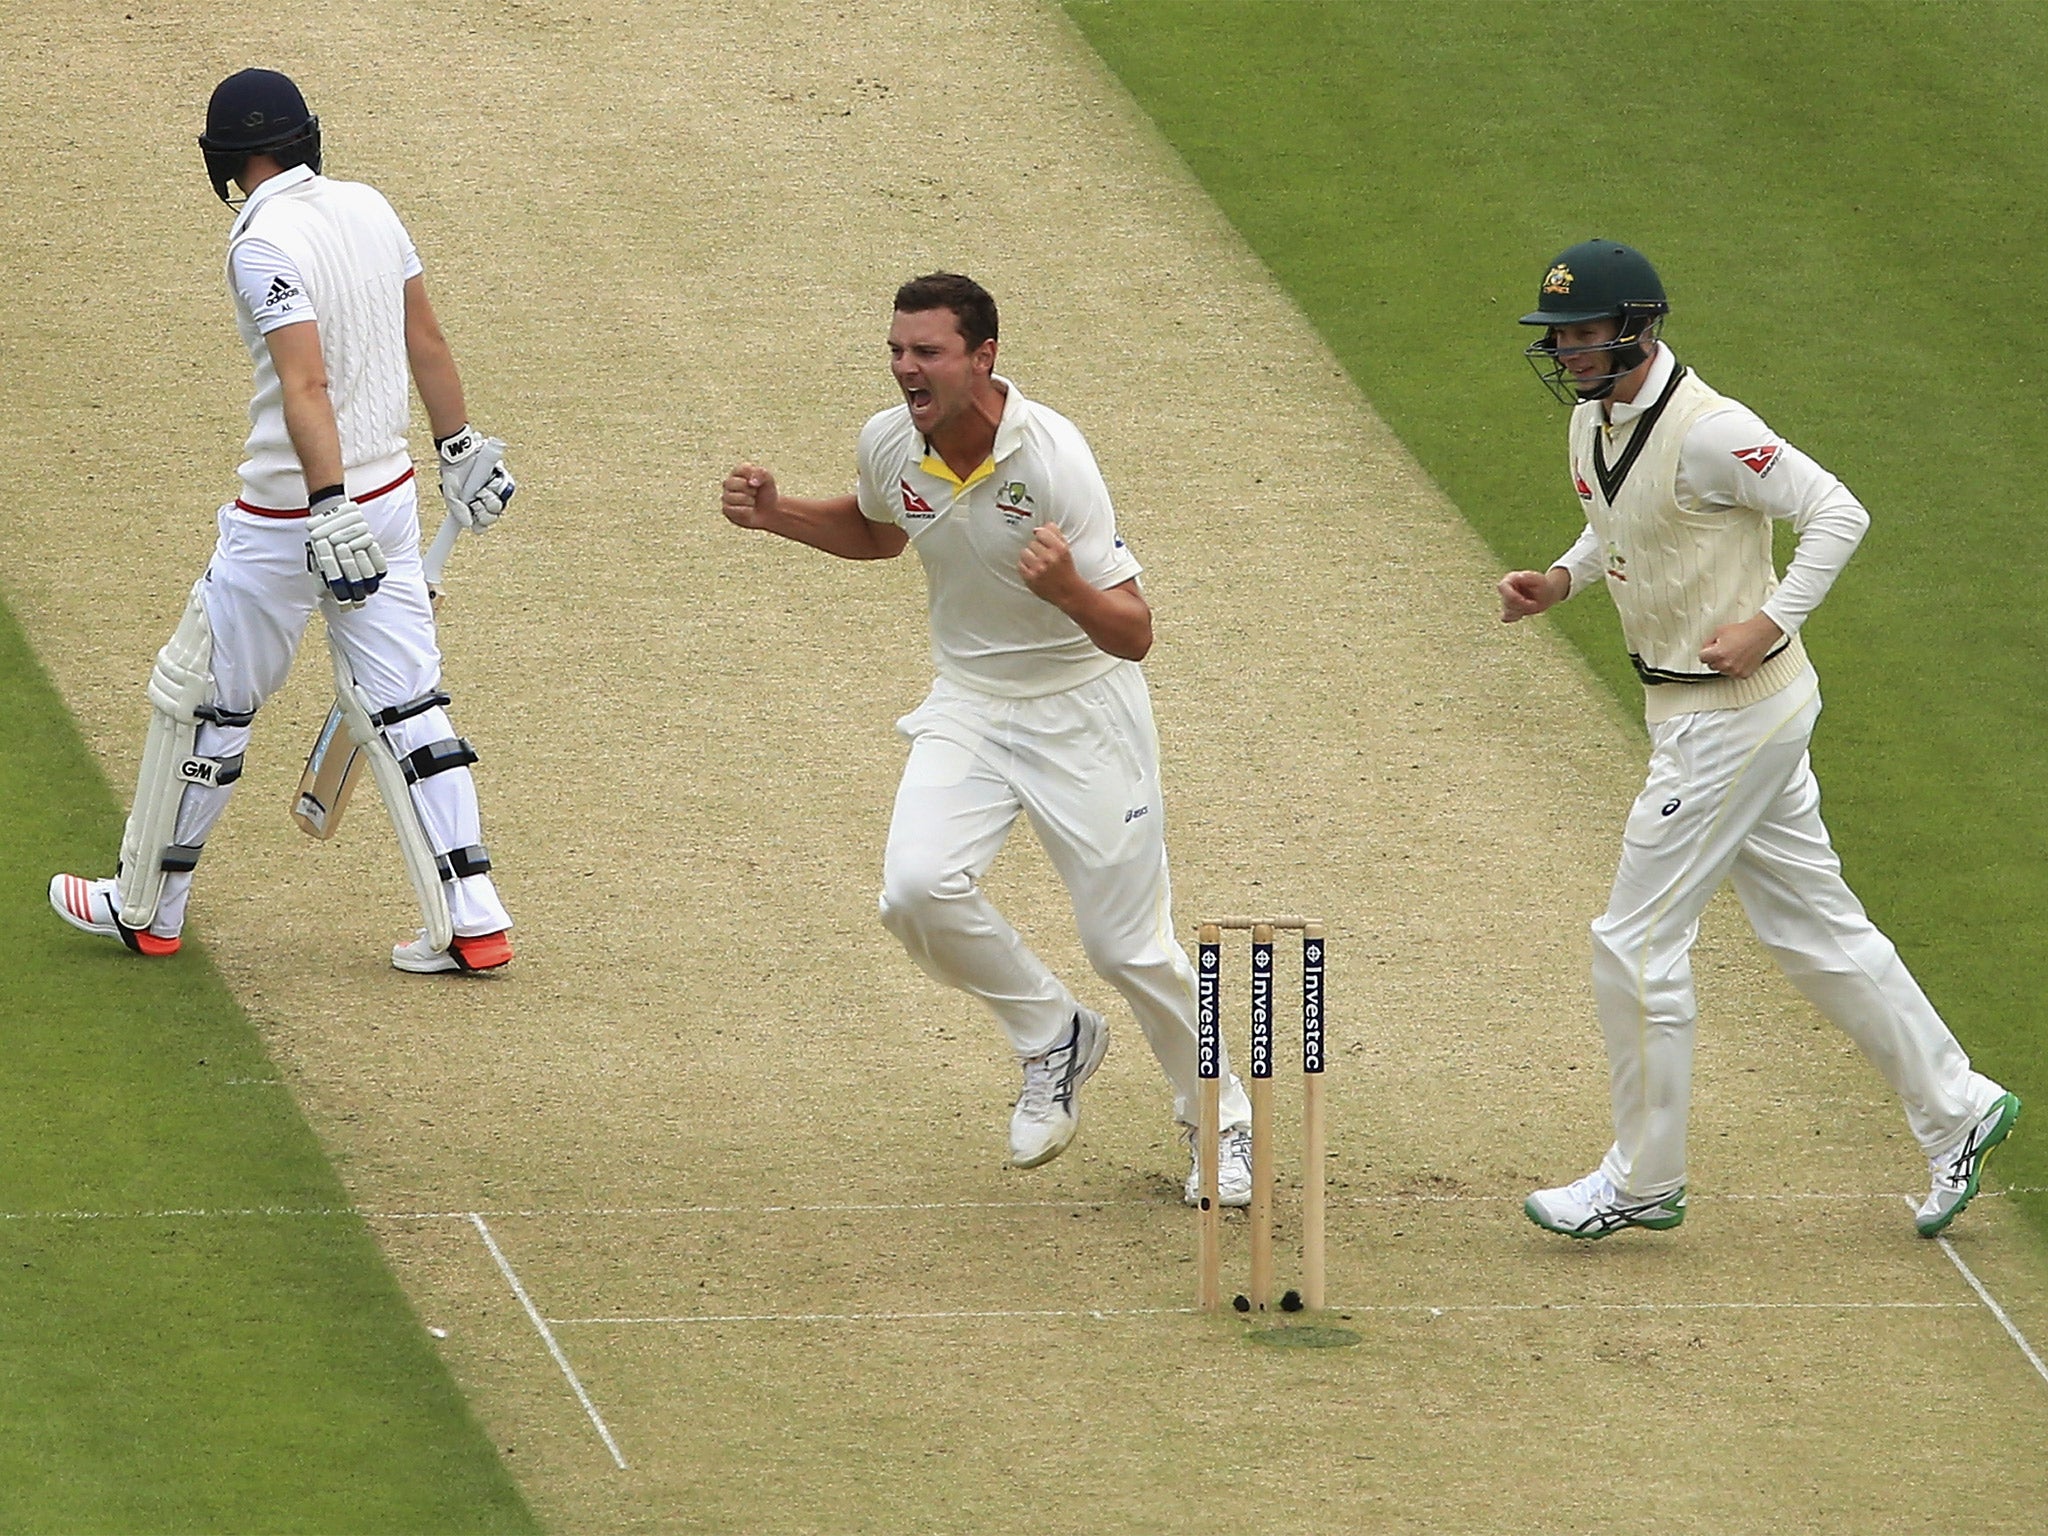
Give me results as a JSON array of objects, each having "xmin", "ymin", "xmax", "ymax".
[
  {"xmin": 1065, "ymin": 0, "xmax": 2048, "ymax": 1234},
  {"xmin": 0, "ymin": 603, "xmax": 535, "ymax": 1531}
]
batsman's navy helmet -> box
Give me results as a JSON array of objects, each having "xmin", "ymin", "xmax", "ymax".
[
  {"xmin": 198, "ymin": 69, "xmax": 321, "ymax": 206},
  {"xmin": 1519, "ymin": 240, "xmax": 1669, "ymax": 404}
]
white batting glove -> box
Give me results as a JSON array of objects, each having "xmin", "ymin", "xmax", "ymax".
[
  {"xmin": 306, "ymin": 490, "xmax": 388, "ymax": 609},
  {"xmin": 437, "ymin": 424, "xmax": 517, "ymax": 532}
]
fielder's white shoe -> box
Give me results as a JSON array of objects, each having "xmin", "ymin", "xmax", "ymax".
[
  {"xmin": 1009, "ymin": 1008, "xmax": 1109, "ymax": 1168},
  {"xmin": 391, "ymin": 928, "xmax": 514, "ymax": 974},
  {"xmin": 1525, "ymin": 1169, "xmax": 1686, "ymax": 1239},
  {"xmin": 1181, "ymin": 1124, "xmax": 1254, "ymax": 1208},
  {"xmin": 48, "ymin": 873, "xmax": 181, "ymax": 956},
  {"xmin": 1917, "ymin": 1092, "xmax": 2021, "ymax": 1238}
]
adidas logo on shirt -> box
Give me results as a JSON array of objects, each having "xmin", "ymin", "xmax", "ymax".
[{"xmin": 263, "ymin": 275, "xmax": 303, "ymax": 309}]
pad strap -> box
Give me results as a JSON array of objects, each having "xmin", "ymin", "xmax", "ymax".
[
  {"xmin": 195, "ymin": 702, "xmax": 258, "ymax": 729},
  {"xmin": 435, "ymin": 843, "xmax": 493, "ymax": 881},
  {"xmin": 371, "ymin": 689, "xmax": 452, "ymax": 729},
  {"xmin": 161, "ymin": 843, "xmax": 204, "ymax": 873},
  {"xmin": 401, "ymin": 737, "xmax": 479, "ymax": 783}
]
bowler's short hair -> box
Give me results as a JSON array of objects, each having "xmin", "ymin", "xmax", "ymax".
[{"xmin": 894, "ymin": 272, "xmax": 998, "ymax": 352}]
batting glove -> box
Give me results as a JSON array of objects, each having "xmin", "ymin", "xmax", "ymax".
[
  {"xmin": 306, "ymin": 489, "xmax": 388, "ymax": 608},
  {"xmin": 436, "ymin": 424, "xmax": 516, "ymax": 532}
]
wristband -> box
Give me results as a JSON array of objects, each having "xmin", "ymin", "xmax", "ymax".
[{"xmin": 309, "ymin": 484, "xmax": 347, "ymax": 511}]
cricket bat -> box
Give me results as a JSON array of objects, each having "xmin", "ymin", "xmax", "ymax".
[{"xmin": 291, "ymin": 515, "xmax": 462, "ymax": 838}]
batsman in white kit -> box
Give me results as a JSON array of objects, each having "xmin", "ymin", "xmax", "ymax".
[
  {"xmin": 1500, "ymin": 240, "xmax": 2018, "ymax": 1240},
  {"xmin": 48, "ymin": 69, "xmax": 518, "ymax": 974},
  {"xmin": 722, "ymin": 273, "xmax": 1255, "ymax": 1202}
]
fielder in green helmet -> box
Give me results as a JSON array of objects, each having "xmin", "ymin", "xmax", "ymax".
[
  {"xmin": 1519, "ymin": 239, "xmax": 1670, "ymax": 405},
  {"xmin": 1498, "ymin": 239, "xmax": 2018, "ymax": 1243}
]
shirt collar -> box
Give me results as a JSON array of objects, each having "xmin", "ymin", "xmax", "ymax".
[
  {"xmin": 990, "ymin": 374, "xmax": 1032, "ymax": 461},
  {"xmin": 229, "ymin": 163, "xmax": 318, "ymax": 237},
  {"xmin": 1603, "ymin": 342, "xmax": 1674, "ymax": 426}
]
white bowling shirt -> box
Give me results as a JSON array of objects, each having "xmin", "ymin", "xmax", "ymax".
[{"xmin": 857, "ymin": 376, "xmax": 1144, "ymax": 698}]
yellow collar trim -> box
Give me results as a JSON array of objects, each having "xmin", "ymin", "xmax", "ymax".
[{"xmin": 919, "ymin": 449, "xmax": 996, "ymax": 492}]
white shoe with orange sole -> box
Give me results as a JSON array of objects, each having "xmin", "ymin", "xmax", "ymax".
[
  {"xmin": 48, "ymin": 873, "xmax": 181, "ymax": 957},
  {"xmin": 391, "ymin": 927, "xmax": 515, "ymax": 974}
]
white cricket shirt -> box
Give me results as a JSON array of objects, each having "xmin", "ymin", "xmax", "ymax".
[
  {"xmin": 856, "ymin": 376, "xmax": 1144, "ymax": 698},
  {"xmin": 225, "ymin": 165, "xmax": 422, "ymax": 509}
]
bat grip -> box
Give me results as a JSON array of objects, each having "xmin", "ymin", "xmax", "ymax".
[{"xmin": 422, "ymin": 515, "xmax": 461, "ymax": 595}]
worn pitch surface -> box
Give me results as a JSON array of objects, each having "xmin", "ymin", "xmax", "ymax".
[{"xmin": 2, "ymin": 1, "xmax": 2042, "ymax": 1529}]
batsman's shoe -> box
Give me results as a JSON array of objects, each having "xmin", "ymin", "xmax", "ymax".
[
  {"xmin": 48, "ymin": 874, "xmax": 181, "ymax": 957},
  {"xmin": 1917, "ymin": 1092, "xmax": 2021, "ymax": 1238},
  {"xmin": 1525, "ymin": 1170, "xmax": 1686, "ymax": 1239},
  {"xmin": 1009, "ymin": 1008, "xmax": 1109, "ymax": 1168},
  {"xmin": 392, "ymin": 927, "xmax": 515, "ymax": 975},
  {"xmin": 1181, "ymin": 1124, "xmax": 1254, "ymax": 1209}
]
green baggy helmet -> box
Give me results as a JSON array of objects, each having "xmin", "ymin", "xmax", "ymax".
[{"xmin": 1520, "ymin": 240, "xmax": 1669, "ymax": 403}]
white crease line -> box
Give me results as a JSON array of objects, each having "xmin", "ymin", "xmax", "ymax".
[
  {"xmin": 3, "ymin": 1187, "xmax": 2041, "ymax": 1223},
  {"xmin": 556, "ymin": 1305, "xmax": 1197, "ymax": 1325},
  {"xmin": 468, "ymin": 1213, "xmax": 628, "ymax": 1470},
  {"xmin": 1902, "ymin": 1196, "xmax": 2048, "ymax": 1388},
  {"xmin": 553, "ymin": 1299, "xmax": 1976, "ymax": 1327}
]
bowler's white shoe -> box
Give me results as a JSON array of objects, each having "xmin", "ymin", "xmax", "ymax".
[
  {"xmin": 392, "ymin": 928, "xmax": 514, "ymax": 974},
  {"xmin": 1009, "ymin": 1008, "xmax": 1109, "ymax": 1168},
  {"xmin": 1917, "ymin": 1092, "xmax": 2021, "ymax": 1237},
  {"xmin": 1526, "ymin": 1169, "xmax": 1686, "ymax": 1239},
  {"xmin": 1182, "ymin": 1124, "xmax": 1254, "ymax": 1208},
  {"xmin": 48, "ymin": 873, "xmax": 181, "ymax": 956}
]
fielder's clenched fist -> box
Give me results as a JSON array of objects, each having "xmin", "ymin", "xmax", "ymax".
[
  {"xmin": 722, "ymin": 464, "xmax": 779, "ymax": 529},
  {"xmin": 1698, "ymin": 613, "xmax": 1785, "ymax": 678},
  {"xmin": 1018, "ymin": 522, "xmax": 1082, "ymax": 604},
  {"xmin": 1499, "ymin": 567, "xmax": 1569, "ymax": 622}
]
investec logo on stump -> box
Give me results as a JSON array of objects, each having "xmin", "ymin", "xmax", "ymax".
[
  {"xmin": 1302, "ymin": 936, "xmax": 1325, "ymax": 1072},
  {"xmin": 1196, "ymin": 942, "xmax": 1220, "ymax": 1078},
  {"xmin": 1250, "ymin": 942, "xmax": 1273, "ymax": 1077}
]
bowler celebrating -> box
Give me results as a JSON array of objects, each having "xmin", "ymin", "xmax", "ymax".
[{"xmin": 722, "ymin": 273, "xmax": 1253, "ymax": 1202}]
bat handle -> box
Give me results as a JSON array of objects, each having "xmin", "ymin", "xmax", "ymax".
[{"xmin": 422, "ymin": 515, "xmax": 461, "ymax": 596}]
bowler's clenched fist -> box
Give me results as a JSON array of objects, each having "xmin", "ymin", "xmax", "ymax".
[
  {"xmin": 722, "ymin": 464, "xmax": 780, "ymax": 529},
  {"xmin": 1018, "ymin": 523, "xmax": 1082, "ymax": 605}
]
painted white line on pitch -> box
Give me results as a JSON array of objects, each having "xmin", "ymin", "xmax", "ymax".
[
  {"xmin": 4, "ymin": 1187, "xmax": 2041, "ymax": 1224},
  {"xmin": 1902, "ymin": 1196, "xmax": 2048, "ymax": 1388},
  {"xmin": 551, "ymin": 1299, "xmax": 1975, "ymax": 1327},
  {"xmin": 468, "ymin": 1213, "xmax": 628, "ymax": 1470},
  {"xmin": 555, "ymin": 1305, "xmax": 1199, "ymax": 1325}
]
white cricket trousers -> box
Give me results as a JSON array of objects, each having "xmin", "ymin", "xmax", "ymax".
[
  {"xmin": 879, "ymin": 665, "xmax": 1252, "ymax": 1132},
  {"xmin": 1593, "ymin": 673, "xmax": 1996, "ymax": 1198},
  {"xmin": 151, "ymin": 480, "xmax": 510, "ymax": 938}
]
